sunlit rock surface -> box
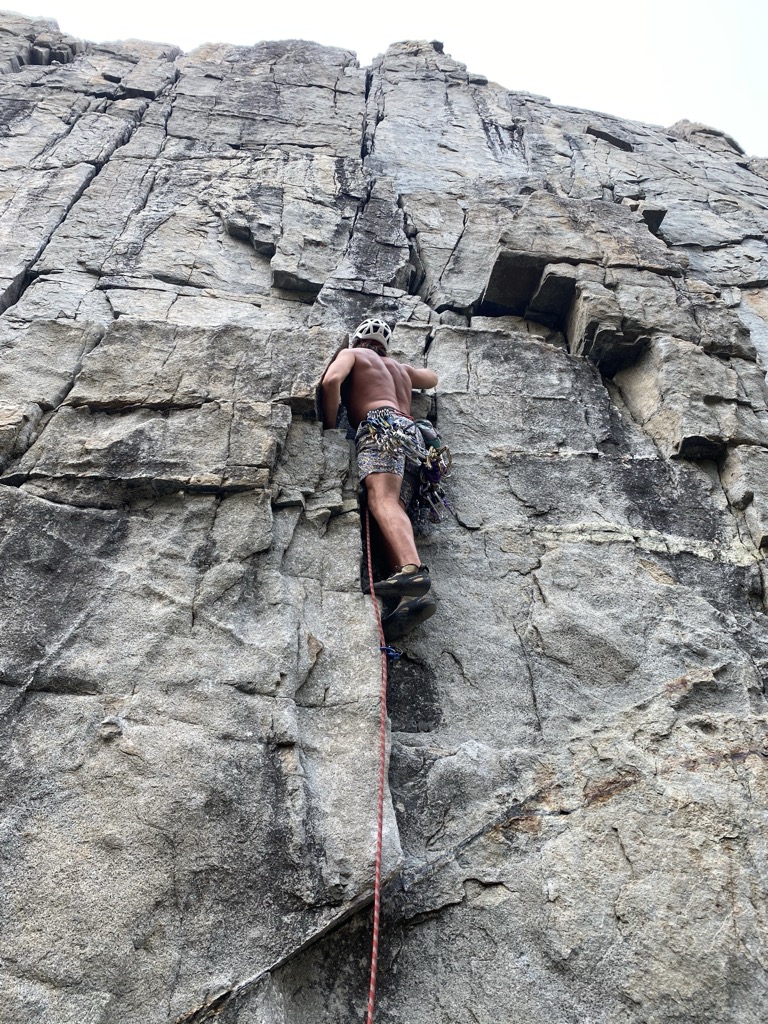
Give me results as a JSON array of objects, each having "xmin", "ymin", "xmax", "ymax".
[{"xmin": 0, "ymin": 14, "xmax": 767, "ymax": 1024}]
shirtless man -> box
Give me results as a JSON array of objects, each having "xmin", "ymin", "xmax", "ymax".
[{"xmin": 321, "ymin": 317, "xmax": 438, "ymax": 613}]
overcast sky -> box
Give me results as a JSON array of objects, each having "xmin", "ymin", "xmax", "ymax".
[{"xmin": 9, "ymin": 0, "xmax": 768, "ymax": 157}]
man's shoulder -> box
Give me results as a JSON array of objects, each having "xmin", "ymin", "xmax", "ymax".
[
  {"xmin": 331, "ymin": 346, "xmax": 356, "ymax": 365},
  {"xmin": 353, "ymin": 348, "xmax": 389, "ymax": 367},
  {"xmin": 382, "ymin": 355, "xmax": 408, "ymax": 369}
]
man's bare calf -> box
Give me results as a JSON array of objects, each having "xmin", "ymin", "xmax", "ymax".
[{"xmin": 364, "ymin": 471, "xmax": 420, "ymax": 569}]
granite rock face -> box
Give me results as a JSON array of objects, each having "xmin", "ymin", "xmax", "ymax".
[{"xmin": 0, "ymin": 15, "xmax": 767, "ymax": 1024}]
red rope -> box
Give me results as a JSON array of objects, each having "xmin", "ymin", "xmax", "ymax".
[{"xmin": 364, "ymin": 507, "xmax": 388, "ymax": 1023}]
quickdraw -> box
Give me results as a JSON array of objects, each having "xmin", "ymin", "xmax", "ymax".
[{"xmin": 417, "ymin": 442, "xmax": 453, "ymax": 524}]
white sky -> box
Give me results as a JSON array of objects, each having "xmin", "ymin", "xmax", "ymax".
[{"xmin": 7, "ymin": 0, "xmax": 768, "ymax": 157}]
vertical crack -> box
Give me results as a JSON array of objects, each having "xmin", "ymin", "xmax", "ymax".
[
  {"xmin": 397, "ymin": 194, "xmax": 427, "ymax": 297},
  {"xmin": 361, "ymin": 65, "xmax": 384, "ymax": 162},
  {"xmin": 437, "ymin": 204, "xmax": 469, "ymax": 286},
  {"xmin": 512, "ymin": 622, "xmax": 543, "ymax": 734}
]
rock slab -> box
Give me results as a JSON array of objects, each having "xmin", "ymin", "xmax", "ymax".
[{"xmin": 0, "ymin": 16, "xmax": 766, "ymax": 1024}]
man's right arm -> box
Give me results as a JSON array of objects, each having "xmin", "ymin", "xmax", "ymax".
[
  {"xmin": 320, "ymin": 349, "xmax": 356, "ymax": 428},
  {"xmin": 407, "ymin": 365, "xmax": 438, "ymax": 390}
]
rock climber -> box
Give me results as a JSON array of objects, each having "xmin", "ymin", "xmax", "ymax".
[{"xmin": 321, "ymin": 317, "xmax": 439, "ymax": 637}]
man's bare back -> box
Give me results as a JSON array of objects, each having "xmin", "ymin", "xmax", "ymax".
[{"xmin": 342, "ymin": 349, "xmax": 415, "ymax": 427}]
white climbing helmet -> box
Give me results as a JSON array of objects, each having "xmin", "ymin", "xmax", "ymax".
[{"xmin": 350, "ymin": 317, "xmax": 392, "ymax": 351}]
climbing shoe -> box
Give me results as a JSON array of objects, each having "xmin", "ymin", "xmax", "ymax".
[
  {"xmin": 383, "ymin": 594, "xmax": 438, "ymax": 641},
  {"xmin": 364, "ymin": 563, "xmax": 431, "ymax": 599}
]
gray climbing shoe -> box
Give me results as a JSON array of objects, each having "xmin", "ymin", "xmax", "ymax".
[
  {"xmin": 364, "ymin": 564, "xmax": 431, "ymax": 599},
  {"xmin": 383, "ymin": 594, "xmax": 437, "ymax": 641}
]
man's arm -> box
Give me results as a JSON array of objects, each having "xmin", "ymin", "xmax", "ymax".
[
  {"xmin": 320, "ymin": 348, "xmax": 356, "ymax": 428},
  {"xmin": 406, "ymin": 365, "xmax": 439, "ymax": 390}
]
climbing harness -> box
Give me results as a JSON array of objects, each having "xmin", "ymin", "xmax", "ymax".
[
  {"xmin": 357, "ymin": 410, "xmax": 453, "ymax": 529},
  {"xmin": 364, "ymin": 507, "xmax": 389, "ymax": 1024},
  {"xmin": 358, "ymin": 408, "xmax": 425, "ymax": 462}
]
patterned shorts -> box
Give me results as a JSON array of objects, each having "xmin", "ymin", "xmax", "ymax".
[{"xmin": 355, "ymin": 407, "xmax": 427, "ymax": 509}]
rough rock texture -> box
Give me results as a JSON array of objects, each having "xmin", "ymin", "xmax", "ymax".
[{"xmin": 0, "ymin": 14, "xmax": 767, "ymax": 1024}]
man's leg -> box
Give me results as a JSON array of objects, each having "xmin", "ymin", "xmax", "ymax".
[
  {"xmin": 364, "ymin": 471, "xmax": 420, "ymax": 569},
  {"xmin": 364, "ymin": 471, "xmax": 434, "ymax": 615}
]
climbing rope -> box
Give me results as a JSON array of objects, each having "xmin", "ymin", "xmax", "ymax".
[{"xmin": 364, "ymin": 507, "xmax": 388, "ymax": 1024}]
